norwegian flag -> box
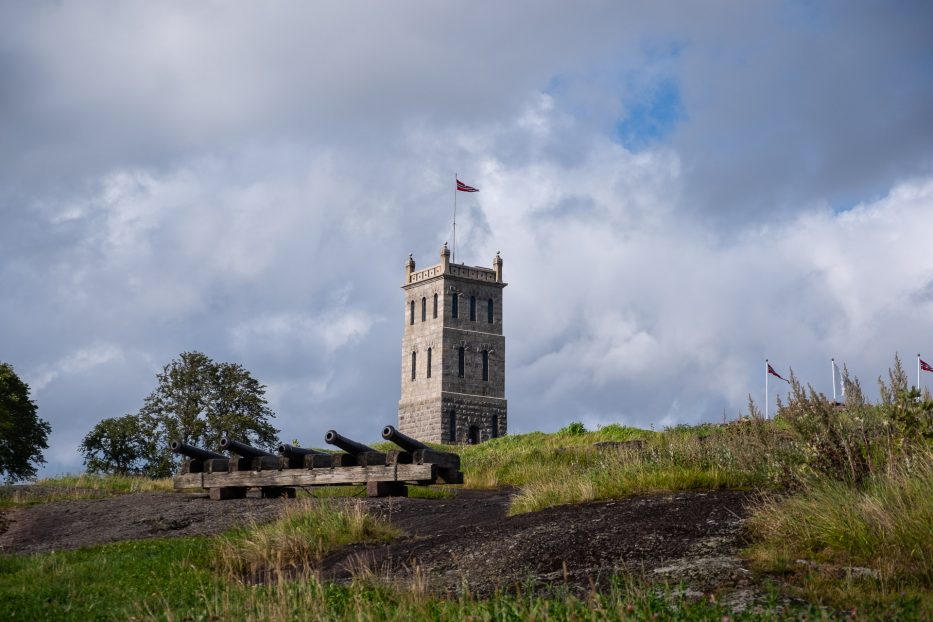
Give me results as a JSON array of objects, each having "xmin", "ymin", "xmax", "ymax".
[
  {"xmin": 456, "ymin": 179, "xmax": 479, "ymax": 192},
  {"xmin": 922, "ymin": 358, "xmax": 933, "ymax": 373},
  {"xmin": 767, "ymin": 363, "xmax": 788, "ymax": 382}
]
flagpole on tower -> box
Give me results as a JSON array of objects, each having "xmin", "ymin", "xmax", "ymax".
[
  {"xmin": 832, "ymin": 358, "xmax": 836, "ymax": 402},
  {"xmin": 453, "ymin": 173, "xmax": 457, "ymax": 264},
  {"xmin": 919, "ymin": 354, "xmax": 922, "ymax": 391}
]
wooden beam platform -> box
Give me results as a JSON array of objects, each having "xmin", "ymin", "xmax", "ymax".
[{"xmin": 173, "ymin": 463, "xmax": 437, "ymax": 490}]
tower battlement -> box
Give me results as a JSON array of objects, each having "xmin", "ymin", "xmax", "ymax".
[{"xmin": 398, "ymin": 243, "xmax": 507, "ymax": 444}]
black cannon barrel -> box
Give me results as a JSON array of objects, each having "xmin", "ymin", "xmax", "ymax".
[
  {"xmin": 171, "ymin": 440, "xmax": 226, "ymax": 461},
  {"xmin": 220, "ymin": 437, "xmax": 275, "ymax": 458},
  {"xmin": 324, "ymin": 430, "xmax": 376, "ymax": 455},
  {"xmin": 277, "ymin": 443, "xmax": 324, "ymax": 458},
  {"xmin": 381, "ymin": 425, "xmax": 428, "ymax": 453}
]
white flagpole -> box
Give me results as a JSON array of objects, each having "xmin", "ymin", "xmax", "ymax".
[
  {"xmin": 832, "ymin": 358, "xmax": 836, "ymax": 402},
  {"xmin": 453, "ymin": 174, "xmax": 457, "ymax": 264},
  {"xmin": 919, "ymin": 354, "xmax": 922, "ymax": 391},
  {"xmin": 765, "ymin": 358, "xmax": 769, "ymax": 420}
]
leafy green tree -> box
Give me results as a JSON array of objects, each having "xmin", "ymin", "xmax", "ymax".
[
  {"xmin": 79, "ymin": 414, "xmax": 157, "ymax": 475},
  {"xmin": 139, "ymin": 352, "xmax": 279, "ymax": 475},
  {"xmin": 0, "ymin": 362, "xmax": 51, "ymax": 482}
]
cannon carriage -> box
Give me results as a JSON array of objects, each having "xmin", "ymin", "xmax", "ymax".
[{"xmin": 172, "ymin": 426, "xmax": 463, "ymax": 500}]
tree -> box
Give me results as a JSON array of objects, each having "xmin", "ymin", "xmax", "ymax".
[
  {"xmin": 139, "ymin": 352, "xmax": 279, "ymax": 475},
  {"xmin": 0, "ymin": 362, "xmax": 51, "ymax": 482},
  {"xmin": 79, "ymin": 414, "xmax": 157, "ymax": 475}
]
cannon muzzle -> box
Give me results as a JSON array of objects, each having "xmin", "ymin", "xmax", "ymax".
[
  {"xmin": 381, "ymin": 425, "xmax": 428, "ymax": 453},
  {"xmin": 324, "ymin": 430, "xmax": 376, "ymax": 455},
  {"xmin": 171, "ymin": 440, "xmax": 226, "ymax": 461},
  {"xmin": 220, "ymin": 437, "xmax": 275, "ymax": 459}
]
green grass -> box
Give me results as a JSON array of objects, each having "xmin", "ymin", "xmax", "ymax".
[
  {"xmin": 746, "ymin": 450, "xmax": 933, "ymax": 617},
  {"xmin": 0, "ymin": 537, "xmax": 836, "ymax": 621},
  {"xmin": 0, "ymin": 474, "xmax": 173, "ymax": 508},
  {"xmin": 456, "ymin": 421, "xmax": 795, "ymax": 514}
]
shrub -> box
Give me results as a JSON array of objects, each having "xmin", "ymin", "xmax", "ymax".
[{"xmin": 558, "ymin": 421, "xmax": 587, "ymax": 436}]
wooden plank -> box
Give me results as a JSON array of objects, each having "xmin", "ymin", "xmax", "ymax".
[
  {"xmin": 197, "ymin": 463, "xmax": 435, "ymax": 488},
  {"xmin": 173, "ymin": 473, "xmax": 204, "ymax": 489}
]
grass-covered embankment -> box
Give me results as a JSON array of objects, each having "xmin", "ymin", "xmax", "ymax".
[
  {"xmin": 0, "ymin": 473, "xmax": 172, "ymax": 508},
  {"xmin": 457, "ymin": 420, "xmax": 793, "ymax": 515}
]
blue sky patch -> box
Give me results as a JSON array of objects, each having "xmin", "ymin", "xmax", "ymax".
[{"xmin": 615, "ymin": 78, "xmax": 684, "ymax": 151}]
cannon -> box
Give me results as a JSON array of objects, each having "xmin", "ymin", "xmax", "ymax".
[
  {"xmin": 220, "ymin": 437, "xmax": 275, "ymax": 458},
  {"xmin": 278, "ymin": 443, "xmax": 325, "ymax": 458},
  {"xmin": 324, "ymin": 430, "xmax": 385, "ymax": 467},
  {"xmin": 278, "ymin": 443, "xmax": 328, "ymax": 469},
  {"xmin": 171, "ymin": 440, "xmax": 226, "ymax": 461},
  {"xmin": 220, "ymin": 437, "xmax": 282, "ymax": 471},
  {"xmin": 171, "ymin": 440, "xmax": 229, "ymax": 474},
  {"xmin": 381, "ymin": 425, "xmax": 428, "ymax": 452}
]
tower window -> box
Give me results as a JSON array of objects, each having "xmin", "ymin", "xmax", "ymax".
[
  {"xmin": 482, "ymin": 350, "xmax": 488, "ymax": 381},
  {"xmin": 433, "ymin": 293, "xmax": 438, "ymax": 318},
  {"xmin": 448, "ymin": 410, "xmax": 456, "ymax": 443},
  {"xmin": 427, "ymin": 347, "xmax": 432, "ymax": 378},
  {"xmin": 487, "ymin": 299, "xmax": 493, "ymax": 323},
  {"xmin": 492, "ymin": 414, "xmax": 499, "ymax": 438},
  {"xmin": 409, "ymin": 300, "xmax": 415, "ymax": 325},
  {"xmin": 411, "ymin": 351, "xmax": 416, "ymax": 380},
  {"xmin": 458, "ymin": 346, "xmax": 465, "ymax": 377},
  {"xmin": 470, "ymin": 296, "xmax": 476, "ymax": 321},
  {"xmin": 421, "ymin": 297, "xmax": 426, "ymax": 322},
  {"xmin": 451, "ymin": 293, "xmax": 458, "ymax": 318}
]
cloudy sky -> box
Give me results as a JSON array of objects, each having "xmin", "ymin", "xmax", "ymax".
[{"xmin": 2, "ymin": 1, "xmax": 933, "ymax": 475}]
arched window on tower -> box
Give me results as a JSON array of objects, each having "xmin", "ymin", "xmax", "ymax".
[
  {"xmin": 411, "ymin": 351, "xmax": 416, "ymax": 380},
  {"xmin": 487, "ymin": 298, "xmax": 494, "ymax": 323},
  {"xmin": 458, "ymin": 346, "xmax": 465, "ymax": 377},
  {"xmin": 451, "ymin": 293, "xmax": 459, "ymax": 318},
  {"xmin": 427, "ymin": 347, "xmax": 432, "ymax": 378},
  {"xmin": 409, "ymin": 300, "xmax": 415, "ymax": 326},
  {"xmin": 421, "ymin": 297, "xmax": 426, "ymax": 322},
  {"xmin": 469, "ymin": 296, "xmax": 476, "ymax": 321},
  {"xmin": 482, "ymin": 350, "xmax": 488, "ymax": 381},
  {"xmin": 433, "ymin": 293, "xmax": 438, "ymax": 318}
]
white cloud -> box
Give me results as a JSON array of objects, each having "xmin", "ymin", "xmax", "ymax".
[{"xmin": 28, "ymin": 343, "xmax": 124, "ymax": 393}]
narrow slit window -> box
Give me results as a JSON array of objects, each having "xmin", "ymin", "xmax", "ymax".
[
  {"xmin": 451, "ymin": 293, "xmax": 459, "ymax": 318},
  {"xmin": 427, "ymin": 347, "xmax": 432, "ymax": 378},
  {"xmin": 411, "ymin": 351, "xmax": 416, "ymax": 380},
  {"xmin": 458, "ymin": 346, "xmax": 465, "ymax": 377},
  {"xmin": 448, "ymin": 411, "xmax": 456, "ymax": 443},
  {"xmin": 482, "ymin": 350, "xmax": 488, "ymax": 381},
  {"xmin": 487, "ymin": 299, "xmax": 494, "ymax": 323},
  {"xmin": 469, "ymin": 296, "xmax": 476, "ymax": 321},
  {"xmin": 421, "ymin": 297, "xmax": 426, "ymax": 322},
  {"xmin": 433, "ymin": 293, "xmax": 438, "ymax": 318},
  {"xmin": 409, "ymin": 300, "xmax": 415, "ymax": 325},
  {"xmin": 491, "ymin": 414, "xmax": 499, "ymax": 438}
]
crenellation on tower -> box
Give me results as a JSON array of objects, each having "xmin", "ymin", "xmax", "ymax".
[{"xmin": 398, "ymin": 243, "xmax": 507, "ymax": 444}]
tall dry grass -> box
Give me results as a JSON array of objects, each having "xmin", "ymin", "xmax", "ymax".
[{"xmin": 216, "ymin": 499, "xmax": 400, "ymax": 579}]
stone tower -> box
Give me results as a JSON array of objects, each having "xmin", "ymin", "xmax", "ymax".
[{"xmin": 398, "ymin": 243, "xmax": 507, "ymax": 444}]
